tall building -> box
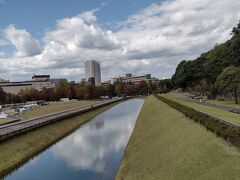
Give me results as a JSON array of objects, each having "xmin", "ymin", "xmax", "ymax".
[{"xmin": 84, "ymin": 60, "xmax": 101, "ymax": 86}]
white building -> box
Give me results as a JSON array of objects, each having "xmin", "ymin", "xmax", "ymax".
[
  {"xmin": 112, "ymin": 74, "xmax": 159, "ymax": 85},
  {"xmin": 84, "ymin": 60, "xmax": 101, "ymax": 86},
  {"xmin": 0, "ymin": 75, "xmax": 55, "ymax": 94}
]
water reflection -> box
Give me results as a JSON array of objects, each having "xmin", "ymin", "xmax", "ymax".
[{"xmin": 6, "ymin": 99, "xmax": 144, "ymax": 180}]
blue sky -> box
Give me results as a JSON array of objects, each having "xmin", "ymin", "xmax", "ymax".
[
  {"xmin": 0, "ymin": 0, "xmax": 164, "ymax": 36},
  {"xmin": 0, "ymin": 0, "xmax": 164, "ymax": 58},
  {"xmin": 0, "ymin": 0, "xmax": 240, "ymax": 81}
]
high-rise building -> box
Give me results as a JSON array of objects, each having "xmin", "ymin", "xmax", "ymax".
[{"xmin": 84, "ymin": 60, "xmax": 101, "ymax": 86}]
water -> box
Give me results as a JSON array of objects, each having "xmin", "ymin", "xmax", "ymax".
[{"xmin": 5, "ymin": 99, "xmax": 144, "ymax": 180}]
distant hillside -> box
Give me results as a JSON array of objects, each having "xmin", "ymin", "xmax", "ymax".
[{"xmin": 172, "ymin": 21, "xmax": 240, "ymax": 95}]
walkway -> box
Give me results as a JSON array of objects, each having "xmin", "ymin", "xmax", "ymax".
[
  {"xmin": 0, "ymin": 98, "xmax": 123, "ymax": 142},
  {"xmin": 182, "ymin": 94, "xmax": 240, "ymax": 114}
]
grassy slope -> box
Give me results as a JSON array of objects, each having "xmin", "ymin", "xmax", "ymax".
[
  {"xmin": 20, "ymin": 100, "xmax": 98, "ymax": 120},
  {"xmin": 0, "ymin": 101, "xmax": 116, "ymax": 177},
  {"xmin": 161, "ymin": 93, "xmax": 240, "ymax": 124},
  {"xmin": 0, "ymin": 100, "xmax": 98, "ymax": 125},
  {"xmin": 116, "ymin": 96, "xmax": 240, "ymax": 180},
  {"xmin": 0, "ymin": 118, "xmax": 16, "ymax": 125}
]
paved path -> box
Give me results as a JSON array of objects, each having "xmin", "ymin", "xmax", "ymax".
[
  {"xmin": 182, "ymin": 94, "xmax": 240, "ymax": 114},
  {"xmin": 0, "ymin": 98, "xmax": 124, "ymax": 142},
  {"xmin": 198, "ymin": 101, "xmax": 240, "ymax": 114}
]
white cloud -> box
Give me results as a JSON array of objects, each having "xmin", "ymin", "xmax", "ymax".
[
  {"xmin": 0, "ymin": 52, "xmax": 4, "ymax": 58},
  {"xmin": 44, "ymin": 11, "xmax": 121, "ymax": 52},
  {"xmin": 78, "ymin": 9, "xmax": 98, "ymax": 23},
  {"xmin": 3, "ymin": 25, "xmax": 42, "ymax": 57},
  {"xmin": 100, "ymin": 0, "xmax": 111, "ymax": 7},
  {"xmin": 0, "ymin": 0, "xmax": 240, "ymax": 81},
  {"xmin": 0, "ymin": 39, "xmax": 9, "ymax": 46},
  {"xmin": 117, "ymin": 0, "xmax": 240, "ymax": 61}
]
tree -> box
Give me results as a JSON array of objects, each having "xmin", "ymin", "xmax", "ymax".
[
  {"xmin": 84, "ymin": 85, "xmax": 95, "ymax": 99},
  {"xmin": 115, "ymin": 84, "xmax": 124, "ymax": 96},
  {"xmin": 0, "ymin": 87, "xmax": 6, "ymax": 104},
  {"xmin": 138, "ymin": 80, "xmax": 148, "ymax": 95},
  {"xmin": 105, "ymin": 84, "xmax": 115, "ymax": 97},
  {"xmin": 216, "ymin": 66, "xmax": 240, "ymax": 104},
  {"xmin": 171, "ymin": 21, "xmax": 240, "ymax": 95},
  {"xmin": 231, "ymin": 21, "xmax": 240, "ymax": 36},
  {"xmin": 125, "ymin": 85, "xmax": 134, "ymax": 95},
  {"xmin": 18, "ymin": 88, "xmax": 41, "ymax": 102},
  {"xmin": 76, "ymin": 84, "xmax": 84, "ymax": 99},
  {"xmin": 159, "ymin": 79, "xmax": 173, "ymax": 93},
  {"xmin": 172, "ymin": 56, "xmax": 207, "ymax": 90},
  {"xmin": 55, "ymin": 79, "xmax": 70, "ymax": 99}
]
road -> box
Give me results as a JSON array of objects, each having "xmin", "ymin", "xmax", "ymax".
[{"xmin": 0, "ymin": 98, "xmax": 124, "ymax": 142}]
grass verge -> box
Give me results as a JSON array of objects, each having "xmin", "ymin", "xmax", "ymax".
[
  {"xmin": 116, "ymin": 95, "xmax": 240, "ymax": 180},
  {"xmin": 0, "ymin": 101, "xmax": 118, "ymax": 178},
  {"xmin": 0, "ymin": 118, "xmax": 17, "ymax": 125},
  {"xmin": 161, "ymin": 92, "xmax": 240, "ymax": 124},
  {"xmin": 207, "ymin": 99, "xmax": 240, "ymax": 109},
  {"xmin": 0, "ymin": 100, "xmax": 98, "ymax": 125},
  {"xmin": 19, "ymin": 100, "xmax": 98, "ymax": 120}
]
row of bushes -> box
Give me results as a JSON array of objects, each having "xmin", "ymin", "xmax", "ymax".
[{"xmin": 154, "ymin": 94, "xmax": 240, "ymax": 148}]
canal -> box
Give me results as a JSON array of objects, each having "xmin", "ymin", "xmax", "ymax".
[{"xmin": 5, "ymin": 99, "xmax": 144, "ymax": 180}]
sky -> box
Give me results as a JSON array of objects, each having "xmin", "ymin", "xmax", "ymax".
[{"xmin": 0, "ymin": 0, "xmax": 240, "ymax": 82}]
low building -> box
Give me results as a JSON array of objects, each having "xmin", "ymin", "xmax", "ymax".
[
  {"xmin": 101, "ymin": 81, "xmax": 111, "ymax": 88},
  {"xmin": 0, "ymin": 75, "xmax": 55, "ymax": 95},
  {"xmin": 112, "ymin": 73, "xmax": 159, "ymax": 85},
  {"xmin": 32, "ymin": 74, "xmax": 50, "ymax": 81}
]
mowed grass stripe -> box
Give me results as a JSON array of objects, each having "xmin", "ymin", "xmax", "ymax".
[
  {"xmin": 161, "ymin": 93, "xmax": 240, "ymax": 124},
  {"xmin": 116, "ymin": 96, "xmax": 240, "ymax": 180}
]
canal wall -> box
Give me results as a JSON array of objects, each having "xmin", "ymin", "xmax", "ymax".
[{"xmin": 0, "ymin": 98, "xmax": 126, "ymax": 143}]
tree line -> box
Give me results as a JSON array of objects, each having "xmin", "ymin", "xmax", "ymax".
[
  {"xmin": 0, "ymin": 79, "xmax": 163, "ymax": 105},
  {"xmin": 170, "ymin": 21, "xmax": 240, "ymax": 104}
]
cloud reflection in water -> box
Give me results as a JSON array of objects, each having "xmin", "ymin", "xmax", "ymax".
[{"xmin": 51, "ymin": 99, "xmax": 144, "ymax": 173}]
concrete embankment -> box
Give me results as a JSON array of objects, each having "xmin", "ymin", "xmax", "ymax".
[{"xmin": 0, "ymin": 98, "xmax": 125, "ymax": 143}]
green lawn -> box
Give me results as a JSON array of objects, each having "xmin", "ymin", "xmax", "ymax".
[
  {"xmin": 19, "ymin": 99, "xmax": 99, "ymax": 120},
  {"xmin": 160, "ymin": 92, "xmax": 240, "ymax": 124},
  {"xmin": 207, "ymin": 99, "xmax": 240, "ymax": 109},
  {"xmin": 116, "ymin": 96, "xmax": 240, "ymax": 180},
  {"xmin": 0, "ymin": 118, "xmax": 16, "ymax": 125},
  {"xmin": 0, "ymin": 101, "xmax": 118, "ymax": 177},
  {"xmin": 0, "ymin": 100, "xmax": 98, "ymax": 125}
]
